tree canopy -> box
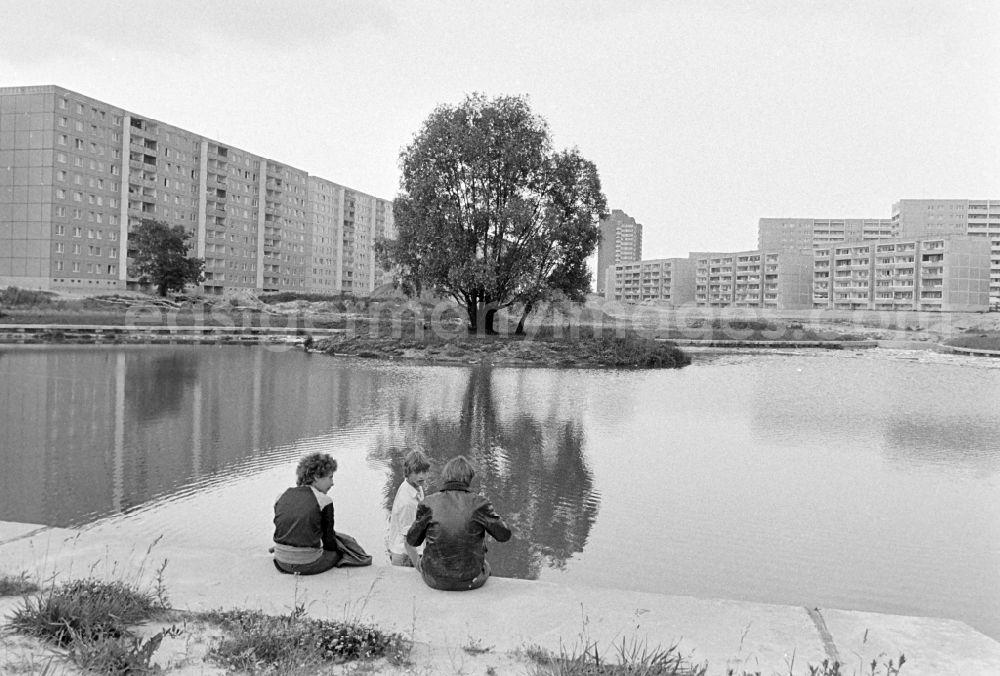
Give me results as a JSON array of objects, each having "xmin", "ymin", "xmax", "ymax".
[
  {"xmin": 129, "ymin": 219, "xmax": 205, "ymax": 297},
  {"xmin": 378, "ymin": 94, "xmax": 608, "ymax": 334}
]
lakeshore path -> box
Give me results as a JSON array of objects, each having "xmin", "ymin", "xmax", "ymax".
[{"xmin": 1, "ymin": 521, "xmax": 998, "ymax": 675}]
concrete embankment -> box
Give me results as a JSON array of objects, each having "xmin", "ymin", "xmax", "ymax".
[{"xmin": 1, "ymin": 521, "xmax": 998, "ymax": 675}]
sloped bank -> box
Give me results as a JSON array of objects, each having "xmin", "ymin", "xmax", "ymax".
[{"xmin": 312, "ymin": 333, "xmax": 691, "ymax": 369}]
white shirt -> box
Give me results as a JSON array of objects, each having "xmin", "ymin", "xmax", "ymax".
[{"xmin": 386, "ymin": 480, "xmax": 424, "ymax": 555}]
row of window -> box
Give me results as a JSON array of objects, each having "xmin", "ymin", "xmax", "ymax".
[{"xmin": 53, "ymin": 260, "xmax": 117, "ymax": 275}]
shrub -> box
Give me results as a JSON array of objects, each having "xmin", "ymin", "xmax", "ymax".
[
  {"xmin": 203, "ymin": 606, "xmax": 410, "ymax": 673},
  {"xmin": 259, "ymin": 291, "xmax": 356, "ymax": 305},
  {"xmin": 0, "ymin": 286, "xmax": 58, "ymax": 307},
  {"xmin": 7, "ymin": 577, "xmax": 172, "ymax": 675},
  {"xmin": 0, "ymin": 572, "xmax": 39, "ymax": 596},
  {"xmin": 527, "ymin": 638, "xmax": 706, "ymax": 675},
  {"xmin": 9, "ymin": 578, "xmax": 167, "ymax": 647}
]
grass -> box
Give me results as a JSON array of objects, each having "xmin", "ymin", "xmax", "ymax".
[
  {"xmin": 5, "ymin": 576, "xmax": 174, "ymax": 674},
  {"xmin": 525, "ymin": 638, "xmax": 706, "ymax": 675},
  {"xmin": 945, "ymin": 331, "xmax": 1000, "ymax": 351},
  {"xmin": 198, "ymin": 604, "xmax": 410, "ymax": 674},
  {"xmin": 0, "ymin": 572, "xmax": 39, "ymax": 596},
  {"xmin": 525, "ymin": 641, "xmax": 907, "ymax": 676},
  {"xmin": 656, "ymin": 318, "xmax": 866, "ymax": 342}
]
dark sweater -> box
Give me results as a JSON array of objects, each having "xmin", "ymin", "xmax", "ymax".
[{"xmin": 273, "ymin": 486, "xmax": 337, "ymax": 562}]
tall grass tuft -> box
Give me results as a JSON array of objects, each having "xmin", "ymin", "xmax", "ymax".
[
  {"xmin": 7, "ymin": 577, "xmax": 173, "ymax": 675},
  {"xmin": 527, "ymin": 638, "xmax": 707, "ymax": 675}
]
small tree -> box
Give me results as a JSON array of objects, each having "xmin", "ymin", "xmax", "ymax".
[
  {"xmin": 378, "ymin": 94, "xmax": 607, "ymax": 334},
  {"xmin": 129, "ymin": 219, "xmax": 205, "ymax": 297}
]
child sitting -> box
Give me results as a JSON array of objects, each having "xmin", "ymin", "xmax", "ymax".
[{"xmin": 386, "ymin": 449, "xmax": 431, "ymax": 567}]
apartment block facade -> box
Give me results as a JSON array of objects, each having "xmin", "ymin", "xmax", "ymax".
[
  {"xmin": 0, "ymin": 85, "xmax": 394, "ymax": 295},
  {"xmin": 595, "ymin": 209, "xmax": 642, "ymax": 293},
  {"xmin": 694, "ymin": 250, "xmax": 813, "ymax": 310},
  {"xmin": 892, "ymin": 199, "xmax": 1000, "ymax": 306},
  {"xmin": 758, "ymin": 218, "xmax": 895, "ymax": 251},
  {"xmin": 813, "ymin": 236, "xmax": 991, "ymax": 312},
  {"xmin": 603, "ymin": 257, "xmax": 695, "ymax": 306}
]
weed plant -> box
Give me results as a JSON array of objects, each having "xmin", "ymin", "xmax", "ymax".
[
  {"xmin": 6, "ymin": 577, "xmax": 173, "ymax": 675},
  {"xmin": 0, "ymin": 286, "xmax": 58, "ymax": 307},
  {"xmin": 0, "ymin": 572, "xmax": 39, "ymax": 596},
  {"xmin": 526, "ymin": 638, "xmax": 707, "ymax": 675},
  {"xmin": 201, "ymin": 605, "xmax": 410, "ymax": 674},
  {"xmin": 945, "ymin": 332, "xmax": 1000, "ymax": 351}
]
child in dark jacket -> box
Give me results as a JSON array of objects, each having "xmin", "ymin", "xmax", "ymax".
[{"xmin": 406, "ymin": 455, "xmax": 511, "ymax": 590}]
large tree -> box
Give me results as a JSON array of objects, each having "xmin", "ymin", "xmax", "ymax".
[
  {"xmin": 378, "ymin": 94, "xmax": 608, "ymax": 334},
  {"xmin": 129, "ymin": 219, "xmax": 205, "ymax": 297}
]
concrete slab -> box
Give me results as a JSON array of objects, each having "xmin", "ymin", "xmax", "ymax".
[
  {"xmin": 822, "ymin": 608, "xmax": 1000, "ymax": 676},
  {"xmin": 1, "ymin": 521, "xmax": 998, "ymax": 675},
  {"xmin": 0, "ymin": 521, "xmax": 52, "ymax": 546}
]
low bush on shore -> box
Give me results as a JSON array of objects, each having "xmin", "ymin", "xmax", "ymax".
[
  {"xmin": 945, "ymin": 332, "xmax": 1000, "ymax": 351},
  {"xmin": 316, "ymin": 329, "xmax": 691, "ymax": 369},
  {"xmin": 0, "ymin": 572, "xmax": 39, "ymax": 596},
  {"xmin": 7, "ymin": 576, "xmax": 175, "ymax": 674},
  {"xmin": 0, "ymin": 286, "xmax": 59, "ymax": 307},
  {"xmin": 199, "ymin": 605, "xmax": 410, "ymax": 674},
  {"xmin": 526, "ymin": 638, "xmax": 707, "ymax": 675}
]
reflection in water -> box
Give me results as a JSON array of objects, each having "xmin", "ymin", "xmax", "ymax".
[
  {"xmin": 0, "ymin": 346, "xmax": 382, "ymax": 527},
  {"xmin": 882, "ymin": 417, "xmax": 1000, "ymax": 472},
  {"xmin": 371, "ymin": 367, "xmax": 600, "ymax": 580}
]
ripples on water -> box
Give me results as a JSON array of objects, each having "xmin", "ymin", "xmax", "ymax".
[{"xmin": 0, "ymin": 345, "xmax": 997, "ymax": 640}]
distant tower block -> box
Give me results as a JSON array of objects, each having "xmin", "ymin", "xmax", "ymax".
[{"xmin": 596, "ymin": 209, "xmax": 643, "ymax": 293}]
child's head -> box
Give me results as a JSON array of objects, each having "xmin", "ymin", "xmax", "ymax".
[
  {"xmin": 440, "ymin": 455, "xmax": 475, "ymax": 486},
  {"xmin": 403, "ymin": 449, "xmax": 431, "ymax": 489}
]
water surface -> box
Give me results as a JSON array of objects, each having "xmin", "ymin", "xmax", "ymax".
[{"xmin": 1, "ymin": 345, "xmax": 997, "ymax": 639}]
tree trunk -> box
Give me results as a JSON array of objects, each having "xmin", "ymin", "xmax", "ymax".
[
  {"xmin": 515, "ymin": 302, "xmax": 533, "ymax": 336},
  {"xmin": 466, "ymin": 300, "xmax": 498, "ymax": 335}
]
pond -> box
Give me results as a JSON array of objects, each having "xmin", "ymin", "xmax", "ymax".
[{"xmin": 1, "ymin": 344, "xmax": 998, "ymax": 640}]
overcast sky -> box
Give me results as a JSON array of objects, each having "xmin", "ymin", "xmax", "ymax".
[{"xmin": 3, "ymin": 0, "xmax": 998, "ymax": 261}]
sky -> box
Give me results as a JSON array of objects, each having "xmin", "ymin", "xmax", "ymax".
[{"xmin": 3, "ymin": 0, "xmax": 999, "ymax": 262}]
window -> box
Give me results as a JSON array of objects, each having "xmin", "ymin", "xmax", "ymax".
[
  {"xmin": 72, "ymin": 261, "xmax": 80, "ymax": 272},
  {"xmin": 55, "ymin": 243, "xmax": 64, "ymax": 253},
  {"xmin": 56, "ymin": 261, "xmax": 64, "ymax": 271},
  {"xmin": 56, "ymin": 188, "xmax": 65, "ymax": 199},
  {"xmin": 58, "ymin": 134, "xmax": 67, "ymax": 145},
  {"xmin": 59, "ymin": 98, "xmax": 67, "ymax": 110},
  {"xmin": 72, "ymin": 244, "xmax": 80, "ymax": 254},
  {"xmin": 75, "ymin": 121, "xmax": 83, "ymax": 132},
  {"xmin": 56, "ymin": 152, "xmax": 66, "ymax": 163},
  {"xmin": 73, "ymin": 227, "xmax": 81, "ymax": 237},
  {"xmin": 75, "ymin": 139, "xmax": 84, "ymax": 149},
  {"xmin": 55, "ymin": 207, "xmax": 65, "ymax": 217}
]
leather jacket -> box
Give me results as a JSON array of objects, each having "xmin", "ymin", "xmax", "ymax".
[{"xmin": 406, "ymin": 481, "xmax": 511, "ymax": 590}]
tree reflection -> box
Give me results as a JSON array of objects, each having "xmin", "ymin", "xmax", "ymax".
[
  {"xmin": 125, "ymin": 352, "xmax": 201, "ymax": 422},
  {"xmin": 372, "ymin": 367, "xmax": 600, "ymax": 580}
]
